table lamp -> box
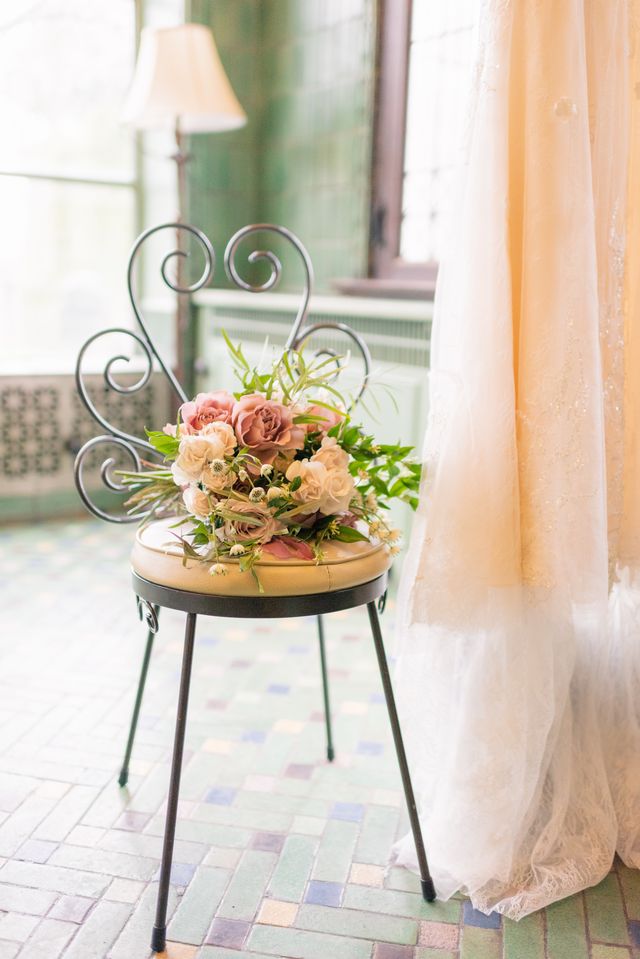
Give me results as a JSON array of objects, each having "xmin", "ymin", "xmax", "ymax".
[{"xmin": 122, "ymin": 22, "xmax": 246, "ymax": 387}]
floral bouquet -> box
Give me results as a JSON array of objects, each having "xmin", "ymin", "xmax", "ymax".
[{"xmin": 120, "ymin": 336, "xmax": 421, "ymax": 589}]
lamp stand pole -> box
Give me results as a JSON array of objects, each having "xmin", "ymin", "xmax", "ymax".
[{"xmin": 172, "ymin": 118, "xmax": 191, "ymax": 397}]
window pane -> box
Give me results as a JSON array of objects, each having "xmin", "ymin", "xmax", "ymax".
[
  {"xmin": 0, "ymin": 0, "xmax": 135, "ymax": 178},
  {"xmin": 400, "ymin": 0, "xmax": 478, "ymax": 263},
  {"xmin": 0, "ymin": 178, "xmax": 135, "ymax": 372}
]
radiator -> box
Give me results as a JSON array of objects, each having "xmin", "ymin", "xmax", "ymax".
[
  {"xmin": 194, "ymin": 290, "xmax": 432, "ymax": 449},
  {"xmin": 0, "ymin": 372, "xmax": 172, "ymax": 522}
]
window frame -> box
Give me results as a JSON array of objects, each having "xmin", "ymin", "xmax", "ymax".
[{"xmin": 368, "ymin": 0, "xmax": 437, "ymax": 297}]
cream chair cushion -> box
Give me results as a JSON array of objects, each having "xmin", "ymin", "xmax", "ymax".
[{"xmin": 131, "ymin": 518, "xmax": 392, "ymax": 597}]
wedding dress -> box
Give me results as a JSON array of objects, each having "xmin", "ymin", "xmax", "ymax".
[{"xmin": 394, "ymin": 0, "xmax": 640, "ymax": 919}]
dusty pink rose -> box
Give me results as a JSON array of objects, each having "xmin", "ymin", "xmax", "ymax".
[
  {"xmin": 217, "ymin": 500, "xmax": 284, "ymax": 545},
  {"xmin": 262, "ymin": 536, "xmax": 315, "ymax": 560},
  {"xmin": 179, "ymin": 391, "xmax": 235, "ymax": 433},
  {"xmin": 304, "ymin": 404, "xmax": 343, "ymax": 433},
  {"xmin": 233, "ymin": 394, "xmax": 305, "ymax": 465}
]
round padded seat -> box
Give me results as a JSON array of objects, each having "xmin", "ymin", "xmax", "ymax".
[{"xmin": 131, "ymin": 518, "xmax": 393, "ymax": 597}]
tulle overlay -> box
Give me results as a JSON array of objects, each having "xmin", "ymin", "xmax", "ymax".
[{"xmin": 394, "ymin": 0, "xmax": 640, "ymax": 919}]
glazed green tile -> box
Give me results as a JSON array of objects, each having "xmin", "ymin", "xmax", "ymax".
[
  {"xmin": 344, "ymin": 884, "xmax": 460, "ymax": 924},
  {"xmin": 267, "ymin": 834, "xmax": 318, "ymax": 902},
  {"xmin": 585, "ymin": 874, "xmax": 629, "ymax": 945},
  {"xmin": 460, "ymin": 925, "xmax": 501, "ymax": 959},
  {"xmin": 199, "ymin": 949, "xmax": 274, "ymax": 959},
  {"xmin": 217, "ymin": 849, "xmax": 276, "ymax": 921},
  {"xmin": 312, "ymin": 819, "xmax": 359, "ymax": 883},
  {"xmin": 296, "ymin": 903, "xmax": 417, "ymax": 945},
  {"xmin": 591, "ymin": 946, "xmax": 633, "ymax": 959},
  {"xmin": 248, "ymin": 924, "xmax": 372, "ymax": 959},
  {"xmin": 503, "ymin": 913, "xmax": 544, "ymax": 959},
  {"xmin": 386, "ymin": 867, "xmax": 423, "ymax": 894},
  {"xmin": 546, "ymin": 895, "xmax": 589, "ymax": 959},
  {"xmin": 619, "ymin": 863, "xmax": 640, "ymax": 921},
  {"xmin": 168, "ymin": 866, "xmax": 230, "ymax": 944}
]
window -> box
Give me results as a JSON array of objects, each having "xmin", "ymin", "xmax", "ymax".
[
  {"xmin": 370, "ymin": 0, "xmax": 477, "ymax": 295},
  {"xmin": 0, "ymin": 1, "xmax": 139, "ymax": 372}
]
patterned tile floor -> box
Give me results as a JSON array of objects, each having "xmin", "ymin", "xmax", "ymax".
[{"xmin": 1, "ymin": 519, "xmax": 640, "ymax": 959}]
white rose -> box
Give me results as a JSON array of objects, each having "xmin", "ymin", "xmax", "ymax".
[
  {"xmin": 311, "ymin": 435, "xmax": 349, "ymax": 472},
  {"xmin": 317, "ymin": 466, "xmax": 354, "ymax": 515},
  {"xmin": 286, "ymin": 459, "xmax": 327, "ymax": 513},
  {"xmin": 286, "ymin": 458, "xmax": 355, "ymax": 516},
  {"xmin": 201, "ymin": 421, "xmax": 237, "ymax": 457},
  {"xmin": 182, "ymin": 485, "xmax": 212, "ymax": 520},
  {"xmin": 172, "ymin": 430, "xmax": 235, "ymax": 486}
]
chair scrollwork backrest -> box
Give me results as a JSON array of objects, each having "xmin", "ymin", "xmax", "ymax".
[{"xmin": 74, "ymin": 221, "xmax": 372, "ymax": 523}]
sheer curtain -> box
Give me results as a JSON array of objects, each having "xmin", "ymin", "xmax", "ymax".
[{"xmin": 393, "ymin": 0, "xmax": 640, "ymax": 919}]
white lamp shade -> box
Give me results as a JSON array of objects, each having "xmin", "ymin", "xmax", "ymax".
[{"xmin": 122, "ymin": 23, "xmax": 247, "ymax": 133}]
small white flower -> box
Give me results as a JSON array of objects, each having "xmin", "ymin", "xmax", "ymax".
[
  {"xmin": 238, "ymin": 468, "xmax": 249, "ymax": 483},
  {"xmin": 229, "ymin": 544, "xmax": 246, "ymax": 556},
  {"xmin": 209, "ymin": 459, "xmax": 227, "ymax": 475},
  {"xmin": 209, "ymin": 562, "xmax": 228, "ymax": 576},
  {"xmin": 388, "ymin": 528, "xmax": 401, "ymax": 542},
  {"xmin": 365, "ymin": 491, "xmax": 377, "ymax": 510},
  {"xmin": 389, "ymin": 545, "xmax": 401, "ymax": 556},
  {"xmin": 249, "ymin": 487, "xmax": 266, "ymax": 502},
  {"xmin": 260, "ymin": 463, "xmax": 273, "ymax": 477},
  {"xmin": 266, "ymin": 486, "xmax": 285, "ymax": 502}
]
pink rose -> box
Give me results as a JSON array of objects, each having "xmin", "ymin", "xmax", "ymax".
[
  {"xmin": 304, "ymin": 404, "xmax": 343, "ymax": 433},
  {"xmin": 262, "ymin": 536, "xmax": 315, "ymax": 560},
  {"xmin": 179, "ymin": 391, "xmax": 235, "ymax": 433},
  {"xmin": 233, "ymin": 394, "xmax": 305, "ymax": 465},
  {"xmin": 217, "ymin": 499, "xmax": 284, "ymax": 545}
]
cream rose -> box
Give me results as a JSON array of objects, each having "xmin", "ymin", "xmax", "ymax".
[
  {"xmin": 201, "ymin": 421, "xmax": 237, "ymax": 457},
  {"xmin": 201, "ymin": 460, "xmax": 233, "ymax": 492},
  {"xmin": 171, "ymin": 426, "xmax": 236, "ymax": 486},
  {"xmin": 182, "ymin": 485, "xmax": 213, "ymax": 520},
  {"xmin": 286, "ymin": 458, "xmax": 355, "ymax": 516},
  {"xmin": 311, "ymin": 435, "xmax": 350, "ymax": 472}
]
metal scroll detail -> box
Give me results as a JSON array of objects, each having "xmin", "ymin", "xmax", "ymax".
[
  {"xmin": 74, "ymin": 223, "xmax": 215, "ymax": 522},
  {"xmin": 74, "ymin": 220, "xmax": 371, "ymax": 525},
  {"xmin": 136, "ymin": 596, "xmax": 159, "ymax": 634},
  {"xmin": 223, "ymin": 225, "xmax": 371, "ymax": 407}
]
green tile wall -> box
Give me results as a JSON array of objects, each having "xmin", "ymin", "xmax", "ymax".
[{"xmin": 186, "ymin": 0, "xmax": 377, "ymax": 292}]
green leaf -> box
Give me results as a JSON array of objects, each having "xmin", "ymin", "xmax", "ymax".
[
  {"xmin": 292, "ymin": 414, "xmax": 326, "ymax": 425},
  {"xmin": 289, "ymin": 476, "xmax": 302, "ymax": 492},
  {"xmin": 333, "ymin": 525, "xmax": 370, "ymax": 543},
  {"xmin": 145, "ymin": 430, "xmax": 180, "ymax": 457}
]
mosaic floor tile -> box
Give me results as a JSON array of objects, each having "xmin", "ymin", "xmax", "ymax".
[
  {"xmin": 1, "ymin": 519, "xmax": 640, "ymax": 959},
  {"xmin": 256, "ymin": 898, "xmax": 298, "ymax": 926},
  {"xmin": 304, "ymin": 879, "xmax": 344, "ymax": 907}
]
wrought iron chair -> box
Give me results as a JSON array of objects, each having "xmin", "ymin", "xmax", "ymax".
[{"xmin": 74, "ymin": 222, "xmax": 434, "ymax": 954}]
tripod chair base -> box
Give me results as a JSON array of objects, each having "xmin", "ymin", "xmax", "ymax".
[{"xmin": 130, "ymin": 571, "xmax": 435, "ymax": 953}]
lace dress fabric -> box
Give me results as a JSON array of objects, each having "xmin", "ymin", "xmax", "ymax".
[{"xmin": 394, "ymin": 0, "xmax": 640, "ymax": 919}]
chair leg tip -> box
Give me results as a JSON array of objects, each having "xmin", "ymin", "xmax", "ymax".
[
  {"xmin": 118, "ymin": 770, "xmax": 129, "ymax": 788},
  {"xmin": 421, "ymin": 877, "xmax": 436, "ymax": 902},
  {"xmin": 327, "ymin": 747, "xmax": 335, "ymax": 762},
  {"xmin": 150, "ymin": 925, "xmax": 166, "ymax": 953}
]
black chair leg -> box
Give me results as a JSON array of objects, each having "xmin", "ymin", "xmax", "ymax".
[
  {"xmin": 119, "ymin": 607, "xmax": 159, "ymax": 788},
  {"xmin": 316, "ymin": 614, "xmax": 335, "ymax": 762},
  {"xmin": 151, "ymin": 612, "xmax": 197, "ymax": 954},
  {"xmin": 366, "ymin": 601, "xmax": 436, "ymax": 902}
]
